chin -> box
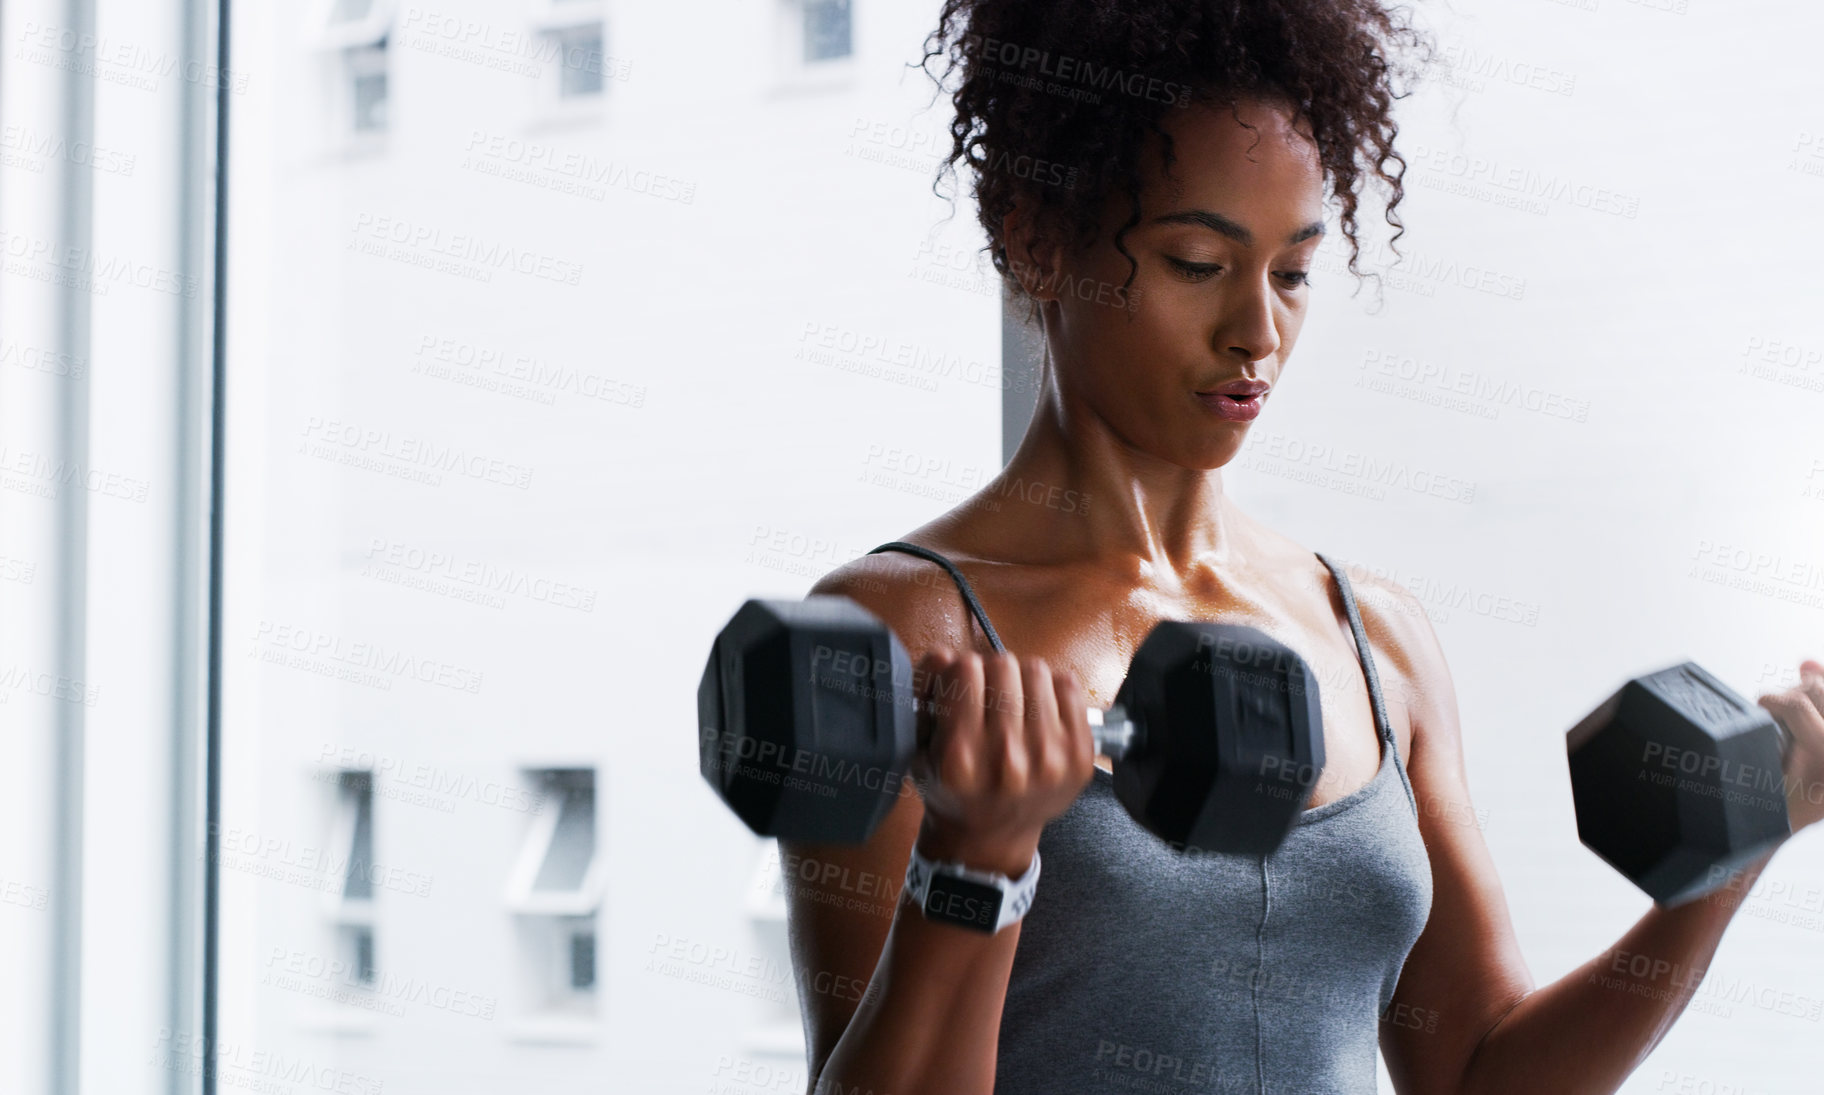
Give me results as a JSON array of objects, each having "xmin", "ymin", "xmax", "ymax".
[{"xmin": 1173, "ymin": 441, "xmax": 1245, "ymax": 472}]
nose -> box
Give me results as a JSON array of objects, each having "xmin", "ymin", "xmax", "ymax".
[{"xmin": 1216, "ymin": 270, "xmax": 1282, "ymax": 364}]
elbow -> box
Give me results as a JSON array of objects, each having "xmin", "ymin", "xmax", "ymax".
[{"xmin": 1455, "ymin": 989, "xmax": 1533, "ymax": 1095}]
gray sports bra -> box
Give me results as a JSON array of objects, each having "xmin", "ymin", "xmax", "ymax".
[{"xmin": 867, "ymin": 541, "xmax": 1435, "ymax": 1095}]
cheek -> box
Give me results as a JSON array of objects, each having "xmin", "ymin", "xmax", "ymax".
[
  {"xmin": 1063, "ymin": 303, "xmax": 1179, "ymax": 385},
  {"xmin": 1276, "ymin": 311, "xmax": 1305, "ymax": 352}
]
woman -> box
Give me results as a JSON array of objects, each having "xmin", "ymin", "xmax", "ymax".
[{"xmin": 784, "ymin": 2, "xmax": 1824, "ymax": 1092}]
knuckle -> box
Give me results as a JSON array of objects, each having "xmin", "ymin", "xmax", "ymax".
[{"xmin": 941, "ymin": 739, "xmax": 976, "ymax": 786}]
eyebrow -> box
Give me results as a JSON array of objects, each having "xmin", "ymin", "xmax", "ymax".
[{"xmin": 1152, "ymin": 209, "xmax": 1326, "ymax": 248}]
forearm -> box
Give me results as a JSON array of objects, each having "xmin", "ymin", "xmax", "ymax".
[
  {"xmin": 811, "ymin": 830, "xmax": 1036, "ymax": 1095},
  {"xmin": 811, "ymin": 889, "xmax": 1020, "ymax": 1094},
  {"xmin": 1460, "ymin": 851, "xmax": 1775, "ymax": 1095}
]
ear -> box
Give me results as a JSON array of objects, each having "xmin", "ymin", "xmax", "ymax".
[{"xmin": 1000, "ymin": 201, "xmax": 1064, "ymax": 303}]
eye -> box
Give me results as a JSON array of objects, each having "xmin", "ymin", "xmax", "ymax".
[
  {"xmin": 1278, "ymin": 270, "xmax": 1313, "ymax": 288},
  {"xmin": 1167, "ymin": 257, "xmax": 1222, "ymax": 281}
]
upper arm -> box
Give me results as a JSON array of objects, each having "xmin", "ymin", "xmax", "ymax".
[
  {"xmin": 785, "ymin": 558, "xmax": 970, "ymax": 1083},
  {"xmin": 1358, "ymin": 576, "xmax": 1535, "ymax": 1095}
]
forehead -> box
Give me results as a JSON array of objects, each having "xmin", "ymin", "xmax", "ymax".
[{"xmin": 1141, "ymin": 97, "xmax": 1325, "ymax": 219}]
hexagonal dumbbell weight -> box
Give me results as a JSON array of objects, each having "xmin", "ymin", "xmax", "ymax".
[
  {"xmin": 699, "ymin": 595, "xmax": 1326, "ymax": 855},
  {"xmin": 1566, "ymin": 662, "xmax": 1793, "ymax": 906}
]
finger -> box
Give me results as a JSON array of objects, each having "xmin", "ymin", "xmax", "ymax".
[
  {"xmin": 982, "ymin": 651, "xmax": 1026, "ymax": 793},
  {"xmin": 936, "ymin": 652, "xmax": 986, "ymax": 793},
  {"xmin": 1798, "ymin": 661, "xmax": 1824, "ymax": 714},
  {"xmin": 1021, "ymin": 655, "xmax": 1061, "ymax": 783},
  {"xmin": 1761, "ymin": 687, "xmax": 1824, "ymax": 753},
  {"xmin": 1052, "ymin": 669, "xmax": 1095, "ymax": 778},
  {"xmin": 914, "ymin": 649, "xmax": 957, "ymax": 753},
  {"xmin": 1788, "ymin": 668, "xmax": 1824, "ymax": 759}
]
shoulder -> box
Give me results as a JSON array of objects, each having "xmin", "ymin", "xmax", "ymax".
[
  {"xmin": 807, "ymin": 541, "xmax": 981, "ymax": 661},
  {"xmin": 1328, "ymin": 561, "xmax": 1463, "ymax": 752},
  {"xmin": 1249, "ymin": 513, "xmax": 1458, "ymax": 743},
  {"xmin": 1243, "ymin": 513, "xmax": 1457, "ymax": 720},
  {"xmin": 1329, "ymin": 563, "xmax": 1430, "ymax": 662}
]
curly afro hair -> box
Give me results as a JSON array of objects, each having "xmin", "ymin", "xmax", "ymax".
[{"xmin": 917, "ymin": 0, "xmax": 1435, "ymax": 309}]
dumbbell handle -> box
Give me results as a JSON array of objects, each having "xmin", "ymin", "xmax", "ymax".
[
  {"xmin": 1087, "ymin": 707, "xmax": 1141, "ymax": 762},
  {"xmin": 913, "ymin": 698, "xmax": 1141, "ymax": 762}
]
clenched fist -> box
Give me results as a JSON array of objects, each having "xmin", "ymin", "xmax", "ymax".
[
  {"xmin": 907, "ymin": 650, "xmax": 1097, "ymax": 877},
  {"xmin": 1764, "ymin": 659, "xmax": 1824, "ymax": 832}
]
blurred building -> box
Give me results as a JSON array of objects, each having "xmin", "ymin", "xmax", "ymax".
[{"xmin": 219, "ymin": 1, "xmax": 1004, "ymax": 1092}]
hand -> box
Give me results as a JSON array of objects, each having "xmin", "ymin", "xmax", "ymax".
[
  {"xmin": 1762, "ymin": 659, "xmax": 1824, "ymax": 832},
  {"xmin": 908, "ymin": 649, "xmax": 1096, "ymax": 876}
]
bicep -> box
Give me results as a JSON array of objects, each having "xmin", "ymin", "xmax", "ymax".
[{"xmin": 1373, "ymin": 593, "xmax": 1533, "ymax": 1094}]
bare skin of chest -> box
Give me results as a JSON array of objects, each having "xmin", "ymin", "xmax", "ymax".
[{"xmin": 926, "ymin": 554, "xmax": 1411, "ymax": 810}]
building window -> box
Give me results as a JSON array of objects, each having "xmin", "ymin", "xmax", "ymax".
[
  {"xmin": 348, "ymin": 41, "xmax": 389, "ymax": 133},
  {"xmin": 314, "ymin": 0, "xmax": 392, "ymax": 47},
  {"xmin": 773, "ymin": 0, "xmax": 854, "ymax": 90},
  {"xmin": 536, "ymin": 773, "xmax": 595, "ymax": 891},
  {"xmin": 556, "ymin": 23, "xmax": 606, "ymax": 99},
  {"xmin": 508, "ymin": 768, "xmax": 604, "ymax": 1024},
  {"xmin": 322, "ymin": 770, "xmax": 379, "ymax": 1012},
  {"xmin": 802, "ymin": 0, "xmax": 852, "ymax": 63},
  {"xmin": 328, "ymin": 0, "xmax": 376, "ymax": 24},
  {"xmin": 568, "ymin": 928, "xmax": 596, "ymax": 990},
  {"xmin": 329, "ymin": 770, "xmax": 376, "ymax": 907},
  {"xmin": 308, "ymin": 0, "xmax": 394, "ymax": 141},
  {"xmin": 528, "ymin": 1, "xmax": 613, "ymax": 117},
  {"xmin": 508, "ymin": 768, "xmax": 600, "ymax": 906},
  {"xmin": 343, "ymin": 924, "xmax": 377, "ymax": 986}
]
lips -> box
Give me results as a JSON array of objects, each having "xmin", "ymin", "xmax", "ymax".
[
  {"xmin": 1194, "ymin": 379, "xmax": 1269, "ymax": 422},
  {"xmin": 1197, "ymin": 379, "xmax": 1271, "ymax": 399}
]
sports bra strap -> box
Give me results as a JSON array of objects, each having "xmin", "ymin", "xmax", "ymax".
[
  {"xmin": 866, "ymin": 541, "xmax": 1007, "ymax": 654},
  {"xmin": 863, "ymin": 541, "xmax": 1417, "ymax": 817},
  {"xmin": 1315, "ymin": 551, "xmax": 1418, "ymax": 816}
]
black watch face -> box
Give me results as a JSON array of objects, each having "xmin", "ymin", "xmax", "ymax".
[{"xmin": 924, "ymin": 873, "xmax": 1003, "ymax": 932}]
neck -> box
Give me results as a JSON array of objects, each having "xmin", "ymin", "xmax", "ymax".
[{"xmin": 975, "ymin": 374, "xmax": 1251, "ymax": 581}]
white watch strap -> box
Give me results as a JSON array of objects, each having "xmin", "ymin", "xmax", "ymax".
[{"xmin": 903, "ymin": 844, "xmax": 1041, "ymax": 934}]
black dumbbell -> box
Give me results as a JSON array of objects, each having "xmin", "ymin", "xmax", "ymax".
[
  {"xmin": 1566, "ymin": 662, "xmax": 1793, "ymax": 906},
  {"xmin": 698, "ymin": 595, "xmax": 1326, "ymax": 855}
]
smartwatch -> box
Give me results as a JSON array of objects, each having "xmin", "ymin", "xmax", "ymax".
[{"xmin": 903, "ymin": 844, "xmax": 1040, "ymax": 934}]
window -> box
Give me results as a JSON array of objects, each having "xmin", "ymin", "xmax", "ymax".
[
  {"xmin": 529, "ymin": 2, "xmax": 612, "ymax": 119},
  {"xmin": 327, "ymin": 770, "xmax": 376, "ymax": 913},
  {"xmin": 507, "ymin": 768, "xmax": 602, "ymax": 912},
  {"xmin": 507, "ymin": 769, "xmax": 603, "ymax": 1034},
  {"xmin": 569, "ymin": 927, "xmax": 596, "ymax": 990},
  {"xmin": 306, "ymin": 0, "xmax": 394, "ymax": 142},
  {"xmin": 312, "ymin": 0, "xmax": 393, "ymax": 49},
  {"xmin": 348, "ymin": 41, "xmax": 389, "ymax": 133},
  {"xmin": 556, "ymin": 24, "xmax": 607, "ymax": 99},
  {"xmin": 317, "ymin": 771, "xmax": 381, "ymax": 1025},
  {"xmin": 802, "ymin": 0, "xmax": 852, "ymax": 63},
  {"xmin": 342, "ymin": 923, "xmax": 377, "ymax": 986},
  {"xmin": 772, "ymin": 0, "xmax": 855, "ymax": 92}
]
